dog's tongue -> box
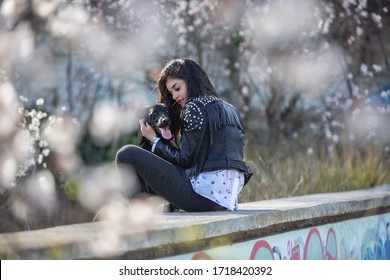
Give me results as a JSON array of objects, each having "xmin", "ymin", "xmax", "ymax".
[{"xmin": 159, "ymin": 127, "xmax": 172, "ymax": 140}]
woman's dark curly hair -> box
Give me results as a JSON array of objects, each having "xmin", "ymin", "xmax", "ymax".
[{"xmin": 156, "ymin": 58, "xmax": 219, "ymax": 143}]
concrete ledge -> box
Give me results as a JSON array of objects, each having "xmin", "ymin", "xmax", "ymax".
[{"xmin": 1, "ymin": 184, "xmax": 390, "ymax": 259}]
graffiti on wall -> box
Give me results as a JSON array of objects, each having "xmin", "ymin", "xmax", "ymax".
[
  {"xmin": 164, "ymin": 213, "xmax": 390, "ymax": 260},
  {"xmin": 249, "ymin": 227, "xmax": 337, "ymax": 260}
]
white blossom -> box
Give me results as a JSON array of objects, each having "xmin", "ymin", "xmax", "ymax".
[{"xmin": 36, "ymin": 98, "xmax": 44, "ymax": 106}]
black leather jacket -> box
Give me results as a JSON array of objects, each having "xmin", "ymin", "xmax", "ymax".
[{"xmin": 154, "ymin": 95, "xmax": 253, "ymax": 185}]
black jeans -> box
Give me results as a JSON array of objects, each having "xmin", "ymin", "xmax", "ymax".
[{"xmin": 115, "ymin": 145, "xmax": 226, "ymax": 212}]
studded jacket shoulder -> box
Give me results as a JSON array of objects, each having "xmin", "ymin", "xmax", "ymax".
[{"xmin": 182, "ymin": 95, "xmax": 218, "ymax": 131}]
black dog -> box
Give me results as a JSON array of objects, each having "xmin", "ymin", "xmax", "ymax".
[
  {"xmin": 137, "ymin": 103, "xmax": 173, "ymax": 150},
  {"xmin": 136, "ymin": 103, "xmax": 177, "ymax": 212}
]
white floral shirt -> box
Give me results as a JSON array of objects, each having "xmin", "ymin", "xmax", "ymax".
[{"xmin": 190, "ymin": 169, "xmax": 245, "ymax": 210}]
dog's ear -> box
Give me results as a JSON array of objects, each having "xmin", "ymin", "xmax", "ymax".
[
  {"xmin": 158, "ymin": 103, "xmax": 169, "ymax": 111},
  {"xmin": 136, "ymin": 106, "xmax": 150, "ymax": 120}
]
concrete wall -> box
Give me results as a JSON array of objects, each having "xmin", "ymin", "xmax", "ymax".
[
  {"xmin": 1, "ymin": 184, "xmax": 390, "ymax": 260},
  {"xmin": 164, "ymin": 213, "xmax": 390, "ymax": 260}
]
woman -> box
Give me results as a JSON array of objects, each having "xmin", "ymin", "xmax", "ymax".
[{"xmin": 116, "ymin": 58, "xmax": 252, "ymax": 212}]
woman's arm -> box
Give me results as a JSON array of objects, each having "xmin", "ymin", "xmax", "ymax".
[{"xmin": 153, "ymin": 101, "xmax": 206, "ymax": 168}]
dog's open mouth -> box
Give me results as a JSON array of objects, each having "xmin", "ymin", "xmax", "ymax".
[{"xmin": 159, "ymin": 126, "xmax": 173, "ymax": 140}]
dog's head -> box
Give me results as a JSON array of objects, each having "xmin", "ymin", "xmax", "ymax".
[{"xmin": 137, "ymin": 103, "xmax": 173, "ymax": 140}]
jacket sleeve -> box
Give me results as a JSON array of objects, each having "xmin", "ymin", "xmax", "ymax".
[{"xmin": 153, "ymin": 101, "xmax": 206, "ymax": 168}]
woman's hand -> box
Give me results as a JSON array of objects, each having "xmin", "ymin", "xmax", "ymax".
[{"xmin": 139, "ymin": 119, "xmax": 156, "ymax": 141}]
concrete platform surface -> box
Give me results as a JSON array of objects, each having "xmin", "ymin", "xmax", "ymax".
[{"xmin": 0, "ymin": 184, "xmax": 389, "ymax": 259}]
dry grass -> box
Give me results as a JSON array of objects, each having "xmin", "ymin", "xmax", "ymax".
[{"xmin": 239, "ymin": 138, "xmax": 390, "ymax": 203}]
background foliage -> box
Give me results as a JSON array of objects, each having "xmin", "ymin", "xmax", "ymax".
[{"xmin": 0, "ymin": 0, "xmax": 389, "ymax": 232}]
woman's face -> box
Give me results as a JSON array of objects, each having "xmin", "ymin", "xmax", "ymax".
[{"xmin": 166, "ymin": 78, "xmax": 188, "ymax": 108}]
